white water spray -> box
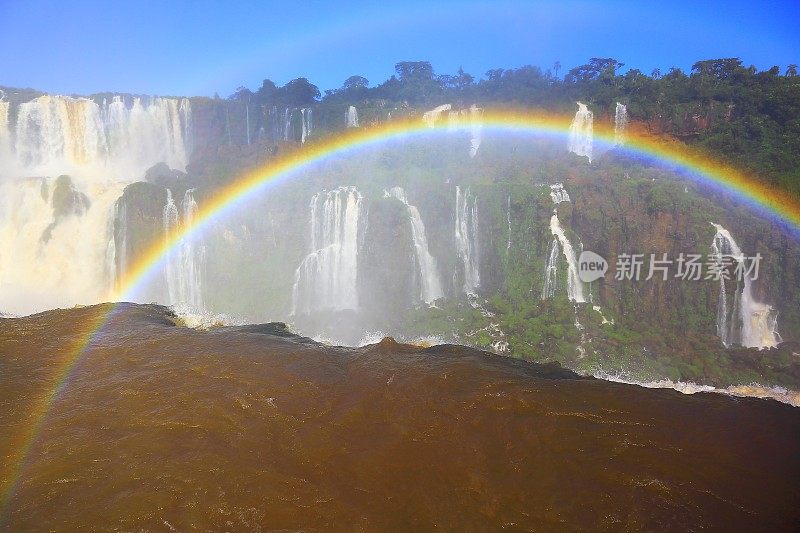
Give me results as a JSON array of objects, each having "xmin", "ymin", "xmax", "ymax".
[{"xmin": 0, "ymin": 176, "xmax": 126, "ymax": 315}]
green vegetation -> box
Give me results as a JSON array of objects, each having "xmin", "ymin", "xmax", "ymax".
[{"xmin": 220, "ymin": 57, "xmax": 799, "ymax": 198}]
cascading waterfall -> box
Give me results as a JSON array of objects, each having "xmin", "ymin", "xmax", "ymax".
[
  {"xmin": 0, "ymin": 176, "xmax": 126, "ymax": 315},
  {"xmin": 614, "ymin": 102, "xmax": 628, "ymax": 145},
  {"xmin": 301, "ymin": 108, "xmax": 313, "ymax": 143},
  {"xmin": 291, "ymin": 187, "xmax": 362, "ymax": 315},
  {"xmin": 346, "ymin": 106, "xmax": 359, "ymax": 128},
  {"xmin": 568, "ymin": 102, "xmax": 593, "ymax": 161},
  {"xmin": 162, "ymin": 189, "xmax": 205, "ymax": 310},
  {"xmin": 541, "ymin": 184, "xmax": 584, "ymax": 303},
  {"xmin": 455, "ymin": 186, "xmax": 480, "ymax": 294},
  {"xmin": 7, "ymin": 95, "xmax": 192, "ymax": 179},
  {"xmin": 543, "ymin": 187, "xmax": 588, "ymax": 356},
  {"xmin": 711, "ymin": 223, "xmax": 780, "ymax": 348},
  {"xmin": 385, "ymin": 187, "xmax": 443, "ymax": 304},
  {"xmin": 548, "ymin": 212, "xmax": 585, "ymax": 303}
]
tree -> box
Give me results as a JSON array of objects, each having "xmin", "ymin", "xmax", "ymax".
[
  {"xmin": 485, "ymin": 69, "xmax": 505, "ymax": 82},
  {"xmin": 454, "ymin": 67, "xmax": 474, "ymax": 91},
  {"xmin": 279, "ymin": 78, "xmax": 320, "ymax": 107},
  {"xmin": 565, "ymin": 58, "xmax": 625, "ymax": 84},
  {"xmin": 390, "ymin": 61, "xmax": 442, "ymax": 104},
  {"xmin": 342, "ymin": 75, "xmax": 369, "ymax": 91},
  {"xmin": 690, "ymin": 58, "xmax": 744, "ymax": 80},
  {"xmin": 787, "ymin": 64, "xmax": 798, "ymax": 77},
  {"xmin": 255, "ymin": 79, "xmax": 278, "ymax": 104},
  {"xmin": 230, "ymin": 86, "xmax": 253, "ymax": 101},
  {"xmin": 394, "ymin": 61, "xmax": 434, "ymax": 82},
  {"xmin": 553, "ymin": 61, "xmax": 561, "ymax": 79}
]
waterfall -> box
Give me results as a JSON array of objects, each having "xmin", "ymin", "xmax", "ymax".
[
  {"xmin": 269, "ymin": 106, "xmax": 280, "ymax": 141},
  {"xmin": 548, "ymin": 212, "xmax": 585, "ymax": 303},
  {"xmin": 549, "ymin": 183, "xmax": 571, "ymax": 204},
  {"xmin": 711, "ymin": 223, "xmax": 780, "ymax": 348},
  {"xmin": 469, "ymin": 104, "xmax": 483, "ymax": 157},
  {"xmin": 568, "ymin": 102, "xmax": 593, "ymax": 161},
  {"xmin": 283, "ymin": 108, "xmax": 292, "ymax": 141},
  {"xmin": 5, "ymin": 95, "xmax": 192, "ymax": 179},
  {"xmin": 425, "ymin": 104, "xmax": 481, "ymax": 156},
  {"xmin": 0, "ymin": 100, "xmax": 10, "ymax": 160},
  {"xmin": 614, "ymin": 102, "xmax": 628, "ymax": 145},
  {"xmin": 163, "ymin": 190, "xmax": 180, "ymax": 304},
  {"xmin": 0, "ymin": 93, "xmax": 191, "ymax": 315},
  {"xmin": 163, "ymin": 189, "xmax": 205, "ymax": 310},
  {"xmin": 423, "ymin": 104, "xmax": 452, "ymax": 128},
  {"xmin": 542, "ymin": 239, "xmax": 559, "ymax": 300},
  {"xmin": 179, "ymin": 189, "xmax": 205, "ymax": 310},
  {"xmin": 109, "ymin": 199, "xmax": 128, "ymax": 290},
  {"xmin": 385, "ymin": 187, "xmax": 443, "ymax": 304},
  {"xmin": 346, "ymin": 106, "xmax": 359, "ymax": 128},
  {"xmin": 291, "ymin": 187, "xmax": 362, "ymax": 314},
  {"xmin": 0, "ymin": 176, "xmax": 125, "ymax": 315},
  {"xmin": 506, "ymin": 195, "xmax": 512, "ymax": 254},
  {"xmin": 179, "ymin": 98, "xmax": 192, "ymax": 154},
  {"xmin": 245, "ymin": 104, "xmax": 251, "ymax": 146},
  {"xmin": 301, "ymin": 108, "xmax": 313, "ymax": 143},
  {"xmin": 455, "ymin": 186, "xmax": 480, "ymax": 294}
]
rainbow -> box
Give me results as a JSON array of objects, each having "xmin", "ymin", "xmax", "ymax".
[{"xmin": 3, "ymin": 108, "xmax": 800, "ymax": 520}]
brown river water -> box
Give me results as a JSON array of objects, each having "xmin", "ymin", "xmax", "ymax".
[{"xmin": 1, "ymin": 303, "xmax": 799, "ymax": 530}]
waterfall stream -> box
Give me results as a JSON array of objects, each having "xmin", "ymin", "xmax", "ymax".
[
  {"xmin": 455, "ymin": 186, "xmax": 480, "ymax": 294},
  {"xmin": 291, "ymin": 187, "xmax": 363, "ymax": 314},
  {"xmin": 711, "ymin": 223, "xmax": 780, "ymax": 348},
  {"xmin": 568, "ymin": 102, "xmax": 593, "ymax": 161},
  {"xmin": 385, "ymin": 187, "xmax": 443, "ymax": 305}
]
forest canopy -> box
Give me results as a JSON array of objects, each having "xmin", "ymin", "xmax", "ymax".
[{"xmin": 228, "ymin": 58, "xmax": 800, "ymax": 196}]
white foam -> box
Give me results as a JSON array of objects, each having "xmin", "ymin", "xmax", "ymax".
[{"xmin": 593, "ymin": 370, "xmax": 800, "ymax": 407}]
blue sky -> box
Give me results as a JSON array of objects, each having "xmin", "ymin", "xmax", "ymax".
[{"xmin": 0, "ymin": 0, "xmax": 797, "ymax": 97}]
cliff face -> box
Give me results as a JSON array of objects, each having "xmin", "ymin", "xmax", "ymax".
[{"xmin": 0, "ymin": 89, "xmax": 756, "ymax": 390}]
